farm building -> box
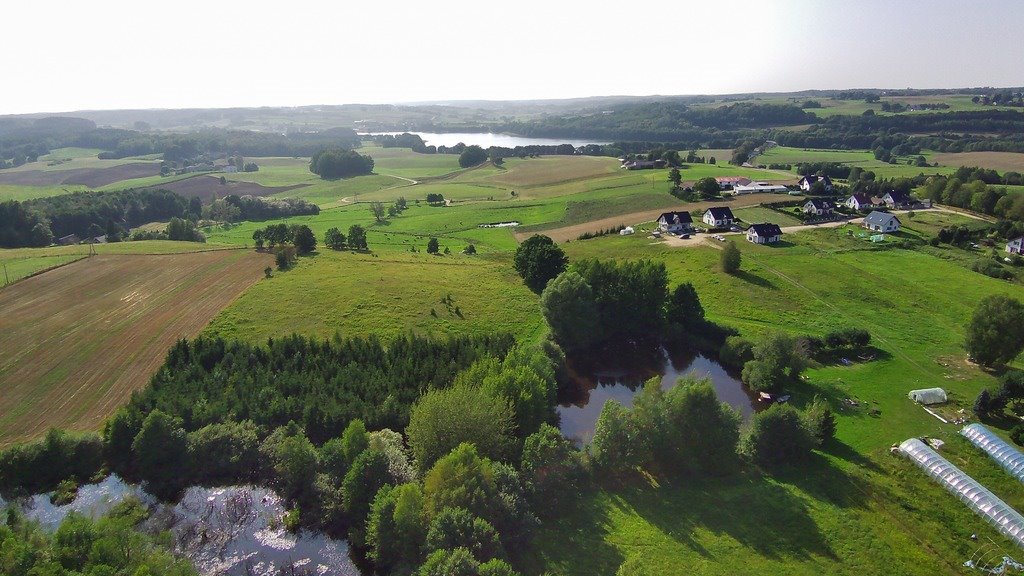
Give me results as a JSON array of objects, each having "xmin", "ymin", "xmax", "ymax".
[
  {"xmin": 845, "ymin": 193, "xmax": 874, "ymax": 211},
  {"xmin": 899, "ymin": 437, "xmax": 1024, "ymax": 551},
  {"xmin": 908, "ymin": 387, "xmax": 947, "ymax": 405},
  {"xmin": 798, "ymin": 174, "xmax": 833, "ymax": 192},
  {"xmin": 733, "ymin": 183, "xmax": 789, "ymax": 195},
  {"xmin": 961, "ymin": 423, "xmax": 1024, "ymax": 485},
  {"xmin": 57, "ymin": 234, "xmax": 80, "ymax": 246},
  {"xmin": 802, "ymin": 199, "xmax": 834, "ymax": 216},
  {"xmin": 716, "ymin": 176, "xmax": 752, "ymax": 189},
  {"xmin": 702, "ymin": 207, "xmax": 735, "ymax": 228},
  {"xmin": 621, "ymin": 159, "xmax": 666, "ymax": 170},
  {"xmin": 882, "ymin": 190, "xmax": 914, "ymax": 209},
  {"xmin": 863, "ymin": 211, "xmax": 901, "ymax": 233},
  {"xmin": 656, "ymin": 211, "xmax": 694, "ymax": 234},
  {"xmin": 1007, "ymin": 237, "xmax": 1023, "ymax": 254},
  {"xmin": 746, "ymin": 223, "xmax": 783, "ymax": 244}
]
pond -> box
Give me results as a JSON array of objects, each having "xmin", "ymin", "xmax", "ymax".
[
  {"xmin": 558, "ymin": 346, "xmax": 760, "ymax": 445},
  {"xmin": 360, "ymin": 131, "xmax": 609, "ymax": 148},
  {"xmin": 1, "ymin": 476, "xmax": 360, "ymax": 576}
]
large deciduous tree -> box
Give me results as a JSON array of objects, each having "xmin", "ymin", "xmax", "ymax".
[
  {"xmin": 407, "ymin": 385, "xmax": 514, "ymax": 473},
  {"xmin": 965, "ymin": 295, "xmax": 1024, "ymax": 367},
  {"xmin": 540, "ymin": 271, "xmax": 599, "ymax": 352},
  {"xmin": 459, "ymin": 146, "xmax": 489, "ymax": 168},
  {"xmin": 309, "ymin": 148, "xmax": 374, "ymax": 179},
  {"xmin": 513, "ymin": 235, "xmax": 567, "ymax": 293}
]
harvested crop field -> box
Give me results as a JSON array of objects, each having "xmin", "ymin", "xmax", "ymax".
[
  {"xmin": 0, "ymin": 249, "xmax": 272, "ymax": 446},
  {"xmin": 931, "ymin": 151, "xmax": 1024, "ymax": 173},
  {"xmin": 0, "ymin": 162, "xmax": 160, "ymax": 188},
  {"xmin": 145, "ymin": 174, "xmax": 309, "ymax": 201},
  {"xmin": 482, "ymin": 156, "xmax": 620, "ymax": 188}
]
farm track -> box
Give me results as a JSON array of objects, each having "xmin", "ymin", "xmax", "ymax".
[{"xmin": 0, "ymin": 249, "xmax": 272, "ymax": 446}]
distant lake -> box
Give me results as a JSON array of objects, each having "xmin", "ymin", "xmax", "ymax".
[
  {"xmin": 359, "ymin": 131, "xmax": 609, "ymax": 148},
  {"xmin": 558, "ymin": 346, "xmax": 760, "ymax": 445}
]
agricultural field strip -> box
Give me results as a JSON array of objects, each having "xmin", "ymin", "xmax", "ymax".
[{"xmin": 0, "ymin": 250, "xmax": 271, "ymax": 446}]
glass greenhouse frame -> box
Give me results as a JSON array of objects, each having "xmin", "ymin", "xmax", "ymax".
[
  {"xmin": 899, "ymin": 438, "xmax": 1024, "ymax": 549},
  {"xmin": 961, "ymin": 423, "xmax": 1024, "ymax": 484}
]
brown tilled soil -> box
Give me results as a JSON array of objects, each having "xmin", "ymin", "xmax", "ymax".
[
  {"xmin": 516, "ymin": 193, "xmax": 794, "ymax": 243},
  {"xmin": 145, "ymin": 175, "xmax": 309, "ymax": 201},
  {"xmin": 0, "ymin": 250, "xmax": 272, "ymax": 446},
  {"xmin": 0, "ymin": 163, "xmax": 160, "ymax": 187}
]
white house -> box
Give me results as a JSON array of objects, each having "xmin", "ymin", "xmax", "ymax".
[
  {"xmin": 802, "ymin": 199, "xmax": 834, "ymax": 216},
  {"xmin": 746, "ymin": 223, "xmax": 783, "ymax": 244},
  {"xmin": 1007, "ymin": 237, "xmax": 1024, "ymax": 254},
  {"xmin": 733, "ymin": 183, "xmax": 789, "ymax": 195},
  {"xmin": 846, "ymin": 193, "xmax": 874, "ymax": 211},
  {"xmin": 656, "ymin": 211, "xmax": 694, "ymax": 234},
  {"xmin": 798, "ymin": 174, "xmax": 833, "ymax": 192},
  {"xmin": 882, "ymin": 190, "xmax": 913, "ymax": 208},
  {"xmin": 863, "ymin": 211, "xmax": 901, "ymax": 233},
  {"xmin": 715, "ymin": 176, "xmax": 752, "ymax": 189},
  {"xmin": 702, "ymin": 207, "xmax": 735, "ymax": 228}
]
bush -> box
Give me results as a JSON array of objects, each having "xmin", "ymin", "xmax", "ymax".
[
  {"xmin": 803, "ymin": 396, "xmax": 836, "ymax": 446},
  {"xmin": 721, "ymin": 241, "xmax": 741, "ymax": 273},
  {"xmin": 719, "ymin": 336, "xmax": 754, "ymax": 369},
  {"xmin": 514, "ymin": 235, "xmax": 567, "ymax": 293},
  {"xmin": 1011, "ymin": 424, "xmax": 1024, "ymax": 446},
  {"xmin": 740, "ymin": 404, "xmax": 816, "ymax": 468},
  {"xmin": 459, "ymin": 146, "xmax": 489, "ymax": 168}
]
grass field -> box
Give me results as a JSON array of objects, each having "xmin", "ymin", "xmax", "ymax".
[
  {"xmin": 755, "ymin": 146, "xmax": 958, "ymax": 179},
  {"xmin": 0, "ymin": 249, "xmax": 272, "ymax": 447},
  {"xmin": 931, "ymin": 151, "xmax": 1024, "ymax": 173},
  {"xmin": 733, "ymin": 206, "xmax": 803, "ymax": 226},
  {"xmin": 6, "ymin": 146, "xmax": 1024, "ymax": 573},
  {"xmin": 520, "ymin": 222, "xmax": 1024, "ymax": 574}
]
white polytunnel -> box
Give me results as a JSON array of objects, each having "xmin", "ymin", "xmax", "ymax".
[
  {"xmin": 899, "ymin": 438, "xmax": 1024, "ymax": 550},
  {"xmin": 962, "ymin": 423, "xmax": 1024, "ymax": 485}
]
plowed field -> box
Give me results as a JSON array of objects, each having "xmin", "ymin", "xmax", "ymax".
[{"xmin": 0, "ymin": 249, "xmax": 271, "ymax": 446}]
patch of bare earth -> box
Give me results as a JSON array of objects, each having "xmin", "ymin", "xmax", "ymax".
[
  {"xmin": 0, "ymin": 162, "xmax": 160, "ymax": 187},
  {"xmin": 145, "ymin": 175, "xmax": 309, "ymax": 201},
  {"xmin": 0, "ymin": 250, "xmax": 272, "ymax": 446}
]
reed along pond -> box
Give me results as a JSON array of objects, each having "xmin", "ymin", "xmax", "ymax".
[{"xmin": 558, "ymin": 346, "xmax": 760, "ymax": 445}]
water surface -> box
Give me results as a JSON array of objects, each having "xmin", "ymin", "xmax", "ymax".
[{"xmin": 558, "ymin": 347, "xmax": 759, "ymax": 445}]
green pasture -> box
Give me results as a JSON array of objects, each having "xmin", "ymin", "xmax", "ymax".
[
  {"xmin": 756, "ymin": 146, "xmax": 957, "ymax": 179},
  {"xmin": 203, "ymin": 249, "xmax": 546, "ymax": 344}
]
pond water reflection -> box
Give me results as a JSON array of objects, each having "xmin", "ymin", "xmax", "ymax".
[{"xmin": 558, "ymin": 346, "xmax": 760, "ymax": 445}]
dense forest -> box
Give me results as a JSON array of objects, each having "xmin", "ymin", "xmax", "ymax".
[{"xmin": 0, "ymin": 116, "xmax": 362, "ymax": 165}]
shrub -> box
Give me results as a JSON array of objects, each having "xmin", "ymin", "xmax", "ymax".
[
  {"xmin": 721, "ymin": 241, "xmax": 741, "ymax": 273},
  {"xmin": 1011, "ymin": 424, "xmax": 1024, "ymax": 446},
  {"xmin": 719, "ymin": 336, "xmax": 754, "ymax": 369},
  {"xmin": 740, "ymin": 404, "xmax": 816, "ymax": 468}
]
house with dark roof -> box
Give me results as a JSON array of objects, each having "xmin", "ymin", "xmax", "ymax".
[
  {"xmin": 1007, "ymin": 237, "xmax": 1024, "ymax": 255},
  {"xmin": 802, "ymin": 199, "xmax": 834, "ymax": 216},
  {"xmin": 845, "ymin": 193, "xmax": 873, "ymax": 211},
  {"xmin": 863, "ymin": 211, "xmax": 901, "ymax": 232},
  {"xmin": 882, "ymin": 190, "xmax": 914, "ymax": 209},
  {"xmin": 702, "ymin": 206, "xmax": 735, "ymax": 228},
  {"xmin": 746, "ymin": 223, "xmax": 783, "ymax": 244},
  {"xmin": 656, "ymin": 211, "xmax": 694, "ymax": 234},
  {"xmin": 57, "ymin": 234, "xmax": 80, "ymax": 246},
  {"xmin": 798, "ymin": 174, "xmax": 834, "ymax": 192}
]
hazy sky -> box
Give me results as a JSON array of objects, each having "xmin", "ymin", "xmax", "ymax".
[{"xmin": 4, "ymin": 0, "xmax": 1022, "ymax": 114}]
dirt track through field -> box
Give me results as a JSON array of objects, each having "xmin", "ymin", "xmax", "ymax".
[
  {"xmin": 517, "ymin": 193, "xmax": 792, "ymax": 242},
  {"xmin": 0, "ymin": 250, "xmax": 271, "ymax": 446}
]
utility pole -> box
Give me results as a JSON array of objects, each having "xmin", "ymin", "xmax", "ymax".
[{"xmin": 3, "ymin": 263, "xmax": 8, "ymax": 286}]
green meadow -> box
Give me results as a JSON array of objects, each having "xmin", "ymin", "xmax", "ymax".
[{"xmin": 6, "ymin": 143, "xmax": 1024, "ymax": 574}]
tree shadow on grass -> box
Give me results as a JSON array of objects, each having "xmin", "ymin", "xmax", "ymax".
[
  {"xmin": 619, "ymin": 469, "xmax": 837, "ymax": 562},
  {"xmin": 771, "ymin": 451, "xmax": 876, "ymax": 507},
  {"xmin": 525, "ymin": 487, "xmax": 625, "ymax": 575},
  {"xmin": 732, "ymin": 269, "xmax": 778, "ymax": 289}
]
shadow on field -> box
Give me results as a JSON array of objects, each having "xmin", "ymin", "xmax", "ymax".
[
  {"xmin": 620, "ymin": 470, "xmax": 837, "ymax": 561},
  {"xmin": 772, "ymin": 452, "xmax": 875, "ymax": 507},
  {"xmin": 732, "ymin": 270, "xmax": 777, "ymax": 289},
  {"xmin": 532, "ymin": 489, "xmax": 624, "ymax": 574}
]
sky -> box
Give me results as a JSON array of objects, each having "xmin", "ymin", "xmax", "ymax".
[{"xmin": 3, "ymin": 0, "xmax": 1023, "ymax": 115}]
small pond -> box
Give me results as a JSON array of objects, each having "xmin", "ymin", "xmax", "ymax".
[
  {"xmin": 359, "ymin": 131, "xmax": 609, "ymax": 148},
  {"xmin": 1, "ymin": 476, "xmax": 359, "ymax": 576},
  {"xmin": 558, "ymin": 346, "xmax": 760, "ymax": 445}
]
